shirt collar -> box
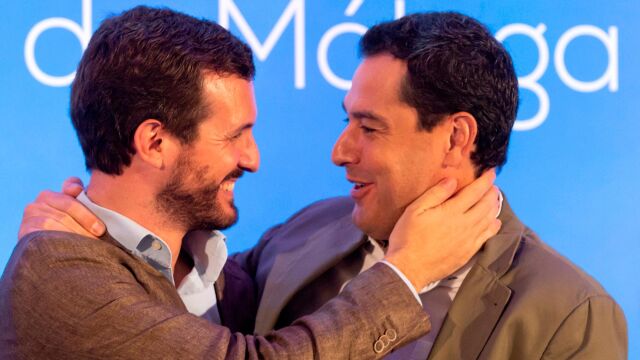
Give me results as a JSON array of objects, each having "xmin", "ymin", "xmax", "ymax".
[
  {"xmin": 77, "ymin": 192, "xmax": 174, "ymax": 281},
  {"xmin": 182, "ymin": 230, "xmax": 228, "ymax": 285},
  {"xmin": 76, "ymin": 192, "xmax": 227, "ymax": 287}
]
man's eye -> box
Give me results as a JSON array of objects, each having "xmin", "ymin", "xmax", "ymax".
[
  {"xmin": 360, "ymin": 125, "xmax": 376, "ymax": 133},
  {"xmin": 343, "ymin": 118, "xmax": 375, "ymax": 133},
  {"xmin": 228, "ymin": 132, "xmax": 242, "ymax": 141}
]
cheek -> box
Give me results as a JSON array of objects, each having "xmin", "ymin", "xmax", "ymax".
[
  {"xmin": 196, "ymin": 148, "xmax": 237, "ymax": 177},
  {"xmin": 380, "ymin": 175, "xmax": 414, "ymax": 211},
  {"xmin": 387, "ymin": 155, "xmax": 437, "ymax": 208}
]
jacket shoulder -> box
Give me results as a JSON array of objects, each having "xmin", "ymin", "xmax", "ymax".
[
  {"xmin": 3, "ymin": 230, "xmax": 126, "ymax": 278},
  {"xmin": 232, "ymin": 197, "xmax": 356, "ymax": 275},
  {"xmin": 263, "ymin": 196, "xmax": 355, "ymax": 244},
  {"xmin": 1, "ymin": 230, "xmax": 170, "ymax": 305},
  {"xmin": 499, "ymin": 226, "xmax": 618, "ymax": 323},
  {"xmin": 479, "ymin": 224, "xmax": 627, "ymax": 358}
]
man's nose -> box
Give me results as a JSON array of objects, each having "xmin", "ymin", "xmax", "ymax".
[
  {"xmin": 239, "ymin": 136, "xmax": 260, "ymax": 172},
  {"xmin": 331, "ymin": 126, "xmax": 358, "ymax": 167}
]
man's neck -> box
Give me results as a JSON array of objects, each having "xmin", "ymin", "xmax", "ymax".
[
  {"xmin": 86, "ymin": 171, "xmax": 185, "ymax": 269},
  {"xmin": 452, "ymin": 164, "xmax": 477, "ymax": 192}
]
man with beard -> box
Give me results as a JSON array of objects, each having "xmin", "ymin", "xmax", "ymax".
[{"xmin": 1, "ymin": 6, "xmax": 501, "ymax": 359}]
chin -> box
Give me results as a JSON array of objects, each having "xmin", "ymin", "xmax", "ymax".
[
  {"xmin": 218, "ymin": 208, "xmax": 239, "ymax": 230},
  {"xmin": 351, "ymin": 207, "xmax": 392, "ymax": 240},
  {"xmin": 190, "ymin": 202, "xmax": 238, "ymax": 231}
]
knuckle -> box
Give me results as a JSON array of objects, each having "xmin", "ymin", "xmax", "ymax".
[
  {"xmin": 23, "ymin": 203, "xmax": 40, "ymax": 217},
  {"xmin": 35, "ymin": 190, "xmax": 53, "ymax": 202},
  {"xmin": 58, "ymin": 199, "xmax": 74, "ymax": 213}
]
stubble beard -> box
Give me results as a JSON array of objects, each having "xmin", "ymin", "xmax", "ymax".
[{"xmin": 156, "ymin": 153, "xmax": 243, "ymax": 232}]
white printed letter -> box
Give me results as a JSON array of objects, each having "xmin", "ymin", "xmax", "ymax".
[
  {"xmin": 555, "ymin": 25, "xmax": 618, "ymax": 92},
  {"xmin": 24, "ymin": 0, "xmax": 92, "ymax": 87},
  {"xmin": 496, "ymin": 23, "xmax": 550, "ymax": 131},
  {"xmin": 317, "ymin": 23, "xmax": 367, "ymax": 90},
  {"xmin": 219, "ymin": 0, "xmax": 305, "ymax": 89}
]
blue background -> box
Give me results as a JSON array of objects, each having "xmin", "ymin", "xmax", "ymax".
[{"xmin": 1, "ymin": 1, "xmax": 638, "ymax": 356}]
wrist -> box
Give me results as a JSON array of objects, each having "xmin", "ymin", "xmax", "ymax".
[{"xmin": 383, "ymin": 254, "xmax": 434, "ymax": 292}]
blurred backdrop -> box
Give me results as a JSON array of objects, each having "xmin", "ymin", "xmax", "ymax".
[{"xmin": 1, "ymin": 0, "xmax": 638, "ymax": 356}]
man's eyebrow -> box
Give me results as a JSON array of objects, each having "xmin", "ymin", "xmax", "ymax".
[
  {"xmin": 229, "ymin": 122, "xmax": 254, "ymax": 135},
  {"xmin": 341, "ymin": 101, "xmax": 388, "ymax": 123}
]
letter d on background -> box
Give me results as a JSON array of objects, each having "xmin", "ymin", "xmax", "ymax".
[{"xmin": 24, "ymin": 0, "xmax": 92, "ymax": 87}]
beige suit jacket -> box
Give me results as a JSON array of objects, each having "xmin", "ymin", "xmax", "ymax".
[
  {"xmin": 235, "ymin": 196, "xmax": 628, "ymax": 359},
  {"xmin": 0, "ymin": 230, "xmax": 430, "ymax": 359}
]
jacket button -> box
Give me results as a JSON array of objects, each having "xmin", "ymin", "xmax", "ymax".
[
  {"xmin": 374, "ymin": 339, "xmax": 385, "ymax": 353},
  {"xmin": 380, "ymin": 334, "xmax": 391, "ymax": 347},
  {"xmin": 151, "ymin": 240, "xmax": 162, "ymax": 250},
  {"xmin": 385, "ymin": 329, "xmax": 397, "ymax": 342}
]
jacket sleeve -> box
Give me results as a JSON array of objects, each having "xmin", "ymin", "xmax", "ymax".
[
  {"xmin": 541, "ymin": 295, "xmax": 628, "ymax": 359},
  {"xmin": 1, "ymin": 233, "xmax": 430, "ymax": 360}
]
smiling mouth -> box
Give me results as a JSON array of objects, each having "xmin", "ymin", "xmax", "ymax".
[
  {"xmin": 221, "ymin": 181, "xmax": 236, "ymax": 192},
  {"xmin": 348, "ymin": 177, "xmax": 372, "ymax": 189},
  {"xmin": 348, "ymin": 178, "xmax": 373, "ymax": 200},
  {"xmin": 354, "ymin": 182, "xmax": 367, "ymax": 189}
]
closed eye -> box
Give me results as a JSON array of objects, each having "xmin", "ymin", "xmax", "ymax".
[
  {"xmin": 343, "ymin": 117, "xmax": 377, "ymax": 134},
  {"xmin": 360, "ymin": 125, "xmax": 376, "ymax": 133},
  {"xmin": 227, "ymin": 132, "xmax": 243, "ymax": 141}
]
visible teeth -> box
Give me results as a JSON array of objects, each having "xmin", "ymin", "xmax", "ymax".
[{"xmin": 222, "ymin": 182, "xmax": 235, "ymax": 192}]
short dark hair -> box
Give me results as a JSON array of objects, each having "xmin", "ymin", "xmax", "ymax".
[
  {"xmin": 71, "ymin": 6, "xmax": 255, "ymax": 175},
  {"xmin": 360, "ymin": 12, "xmax": 518, "ymax": 173}
]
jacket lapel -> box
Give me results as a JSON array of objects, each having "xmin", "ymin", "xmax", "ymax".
[
  {"xmin": 428, "ymin": 198, "xmax": 524, "ymax": 360},
  {"xmin": 254, "ymin": 213, "xmax": 365, "ymax": 335}
]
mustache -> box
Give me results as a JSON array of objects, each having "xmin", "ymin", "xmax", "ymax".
[{"xmin": 223, "ymin": 169, "xmax": 244, "ymax": 182}]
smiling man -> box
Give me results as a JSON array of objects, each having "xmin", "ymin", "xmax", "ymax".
[
  {"xmin": 335, "ymin": 53, "xmax": 465, "ymax": 242},
  {"xmin": 0, "ymin": 7, "xmax": 502, "ymax": 359},
  {"xmin": 233, "ymin": 12, "xmax": 628, "ymax": 359}
]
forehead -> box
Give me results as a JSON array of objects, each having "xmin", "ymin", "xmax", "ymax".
[
  {"xmin": 199, "ymin": 73, "xmax": 257, "ymax": 129},
  {"xmin": 344, "ymin": 54, "xmax": 407, "ymax": 111}
]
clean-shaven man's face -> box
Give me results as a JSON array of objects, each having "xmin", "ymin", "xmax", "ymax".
[
  {"xmin": 157, "ymin": 73, "xmax": 260, "ymax": 231},
  {"xmin": 332, "ymin": 54, "xmax": 452, "ymax": 240}
]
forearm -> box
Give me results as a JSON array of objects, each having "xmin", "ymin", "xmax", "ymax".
[
  {"xmin": 253, "ymin": 263, "xmax": 430, "ymax": 359},
  {"xmin": 3, "ymin": 234, "xmax": 429, "ymax": 359},
  {"xmin": 74, "ymin": 264, "xmax": 428, "ymax": 359}
]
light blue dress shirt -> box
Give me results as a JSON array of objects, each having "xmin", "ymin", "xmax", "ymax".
[{"xmin": 76, "ymin": 192, "xmax": 227, "ymax": 325}]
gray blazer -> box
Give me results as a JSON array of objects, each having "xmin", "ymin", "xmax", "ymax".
[
  {"xmin": 235, "ymin": 196, "xmax": 628, "ymax": 359},
  {"xmin": 0, "ymin": 230, "xmax": 430, "ymax": 359}
]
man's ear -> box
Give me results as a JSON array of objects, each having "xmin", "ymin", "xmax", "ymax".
[
  {"xmin": 132, "ymin": 119, "xmax": 171, "ymax": 169},
  {"xmin": 443, "ymin": 112, "xmax": 478, "ymax": 167}
]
